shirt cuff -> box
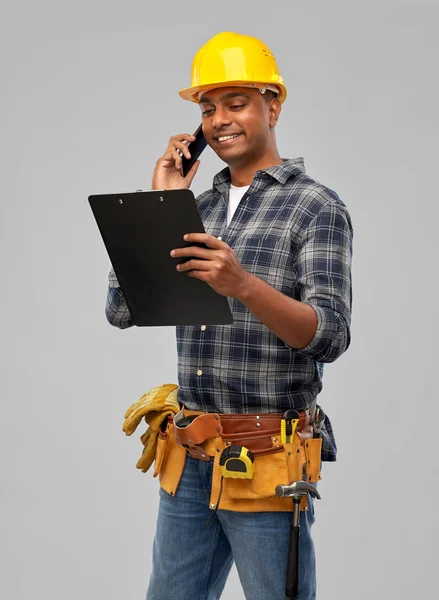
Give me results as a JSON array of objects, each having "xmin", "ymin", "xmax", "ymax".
[{"xmin": 298, "ymin": 304, "xmax": 341, "ymax": 360}]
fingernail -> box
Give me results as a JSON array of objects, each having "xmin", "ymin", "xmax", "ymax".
[
  {"xmin": 170, "ymin": 250, "xmax": 175, "ymax": 256},
  {"xmin": 183, "ymin": 235, "xmax": 188, "ymax": 240}
]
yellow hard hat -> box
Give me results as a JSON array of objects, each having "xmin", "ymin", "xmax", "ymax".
[{"xmin": 179, "ymin": 32, "xmax": 287, "ymax": 104}]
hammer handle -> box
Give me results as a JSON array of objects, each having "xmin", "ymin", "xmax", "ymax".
[
  {"xmin": 286, "ymin": 498, "xmax": 303, "ymax": 600},
  {"xmin": 286, "ymin": 524, "xmax": 300, "ymax": 599}
]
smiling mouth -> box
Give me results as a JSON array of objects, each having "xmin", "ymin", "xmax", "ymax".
[{"xmin": 215, "ymin": 133, "xmax": 243, "ymax": 144}]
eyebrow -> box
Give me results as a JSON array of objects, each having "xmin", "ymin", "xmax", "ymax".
[{"xmin": 200, "ymin": 91, "xmax": 252, "ymax": 104}]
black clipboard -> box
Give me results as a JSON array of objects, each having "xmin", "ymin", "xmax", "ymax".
[{"xmin": 88, "ymin": 189, "xmax": 233, "ymax": 326}]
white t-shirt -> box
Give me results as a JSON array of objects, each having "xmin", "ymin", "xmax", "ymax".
[{"xmin": 227, "ymin": 184, "xmax": 250, "ymax": 225}]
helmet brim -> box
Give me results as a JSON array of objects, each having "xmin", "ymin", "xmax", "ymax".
[{"xmin": 179, "ymin": 80, "xmax": 287, "ymax": 104}]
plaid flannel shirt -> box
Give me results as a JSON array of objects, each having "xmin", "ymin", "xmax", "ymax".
[{"xmin": 105, "ymin": 158, "xmax": 353, "ymax": 461}]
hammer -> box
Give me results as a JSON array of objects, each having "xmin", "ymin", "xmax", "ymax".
[{"xmin": 276, "ymin": 481, "xmax": 321, "ymax": 600}]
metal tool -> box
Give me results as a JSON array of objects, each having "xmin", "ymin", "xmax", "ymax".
[
  {"xmin": 312, "ymin": 405, "xmax": 325, "ymax": 439},
  {"xmin": 280, "ymin": 409, "xmax": 300, "ymax": 444},
  {"xmin": 276, "ymin": 481, "xmax": 321, "ymax": 600},
  {"xmin": 220, "ymin": 445, "xmax": 255, "ymax": 479}
]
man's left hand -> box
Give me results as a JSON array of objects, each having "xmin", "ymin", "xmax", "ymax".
[{"xmin": 170, "ymin": 233, "xmax": 251, "ymax": 299}]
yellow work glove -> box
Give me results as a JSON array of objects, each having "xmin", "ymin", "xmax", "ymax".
[{"xmin": 122, "ymin": 383, "xmax": 180, "ymax": 473}]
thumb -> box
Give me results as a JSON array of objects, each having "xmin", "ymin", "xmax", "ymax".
[{"xmin": 184, "ymin": 160, "xmax": 200, "ymax": 186}]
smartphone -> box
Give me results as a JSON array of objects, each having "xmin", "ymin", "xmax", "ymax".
[{"xmin": 181, "ymin": 124, "xmax": 207, "ymax": 177}]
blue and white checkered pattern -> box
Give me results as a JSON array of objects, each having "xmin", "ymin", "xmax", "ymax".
[{"xmin": 105, "ymin": 158, "xmax": 353, "ymax": 461}]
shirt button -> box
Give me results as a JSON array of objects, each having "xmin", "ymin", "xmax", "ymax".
[
  {"xmin": 197, "ymin": 369, "xmax": 203, "ymax": 376},
  {"xmin": 201, "ymin": 325, "xmax": 206, "ymax": 331},
  {"xmin": 217, "ymin": 236, "xmax": 222, "ymax": 241}
]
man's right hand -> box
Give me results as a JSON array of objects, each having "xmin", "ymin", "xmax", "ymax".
[{"xmin": 151, "ymin": 133, "xmax": 201, "ymax": 190}]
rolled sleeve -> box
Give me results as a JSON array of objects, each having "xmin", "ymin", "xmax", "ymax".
[
  {"xmin": 105, "ymin": 269, "xmax": 134, "ymax": 329},
  {"xmin": 295, "ymin": 201, "xmax": 353, "ymax": 363}
]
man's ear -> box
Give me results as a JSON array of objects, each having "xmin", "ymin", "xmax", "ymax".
[{"xmin": 269, "ymin": 98, "xmax": 282, "ymax": 127}]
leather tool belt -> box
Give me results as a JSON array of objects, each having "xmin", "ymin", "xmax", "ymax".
[
  {"xmin": 173, "ymin": 407, "xmax": 314, "ymax": 460},
  {"xmin": 154, "ymin": 405, "xmax": 324, "ymax": 513}
]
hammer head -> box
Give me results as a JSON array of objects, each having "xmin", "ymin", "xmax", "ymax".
[{"xmin": 275, "ymin": 481, "xmax": 321, "ymax": 500}]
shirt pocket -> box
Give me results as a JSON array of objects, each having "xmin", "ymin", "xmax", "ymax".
[{"xmin": 234, "ymin": 231, "xmax": 295, "ymax": 291}]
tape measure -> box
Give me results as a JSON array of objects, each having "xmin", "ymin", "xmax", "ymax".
[{"xmin": 219, "ymin": 446, "xmax": 255, "ymax": 479}]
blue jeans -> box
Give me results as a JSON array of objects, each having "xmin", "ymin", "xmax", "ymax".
[{"xmin": 146, "ymin": 454, "xmax": 317, "ymax": 600}]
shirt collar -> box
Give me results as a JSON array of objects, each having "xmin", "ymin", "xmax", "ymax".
[{"xmin": 212, "ymin": 158, "xmax": 306, "ymax": 193}]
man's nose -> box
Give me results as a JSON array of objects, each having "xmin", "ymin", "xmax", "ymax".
[{"xmin": 212, "ymin": 106, "xmax": 232, "ymax": 130}]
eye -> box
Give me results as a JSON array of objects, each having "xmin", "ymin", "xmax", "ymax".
[
  {"xmin": 202, "ymin": 108, "xmax": 215, "ymax": 116},
  {"xmin": 230, "ymin": 104, "xmax": 245, "ymax": 110}
]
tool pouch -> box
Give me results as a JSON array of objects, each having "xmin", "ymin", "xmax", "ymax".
[
  {"xmin": 152, "ymin": 409, "xmax": 323, "ymax": 512},
  {"xmin": 215, "ymin": 434, "xmax": 319, "ymax": 512},
  {"xmin": 152, "ymin": 419, "xmax": 187, "ymax": 497},
  {"xmin": 173, "ymin": 409, "xmax": 222, "ymax": 461},
  {"xmin": 303, "ymin": 437, "xmax": 323, "ymax": 483},
  {"xmin": 152, "ymin": 429, "xmax": 168, "ymax": 478},
  {"xmin": 210, "ymin": 411, "xmax": 323, "ymax": 513}
]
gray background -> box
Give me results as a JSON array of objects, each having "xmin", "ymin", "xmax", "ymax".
[{"xmin": 1, "ymin": 0, "xmax": 438, "ymax": 598}]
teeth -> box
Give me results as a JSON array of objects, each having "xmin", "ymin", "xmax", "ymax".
[{"xmin": 218, "ymin": 134, "xmax": 240, "ymax": 142}]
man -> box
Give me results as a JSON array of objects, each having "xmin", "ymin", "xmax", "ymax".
[{"xmin": 106, "ymin": 32, "xmax": 353, "ymax": 600}]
